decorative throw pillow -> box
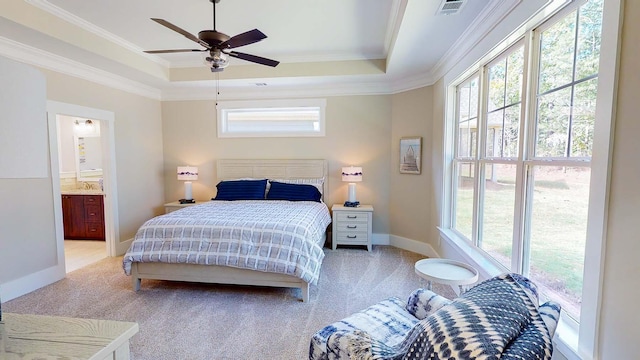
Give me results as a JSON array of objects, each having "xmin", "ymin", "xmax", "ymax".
[
  {"xmin": 405, "ymin": 288, "xmax": 452, "ymax": 320},
  {"xmin": 269, "ymin": 177, "xmax": 324, "ymax": 195},
  {"xmin": 266, "ymin": 181, "xmax": 322, "ymax": 202},
  {"xmin": 214, "ymin": 179, "xmax": 267, "ymax": 200},
  {"xmin": 402, "ymin": 273, "xmax": 543, "ymax": 360}
]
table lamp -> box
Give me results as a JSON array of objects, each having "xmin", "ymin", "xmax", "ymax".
[
  {"xmin": 177, "ymin": 166, "xmax": 198, "ymax": 204},
  {"xmin": 342, "ymin": 166, "xmax": 362, "ymax": 207}
]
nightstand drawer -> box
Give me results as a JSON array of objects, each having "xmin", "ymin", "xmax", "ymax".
[
  {"xmin": 336, "ymin": 223, "xmax": 368, "ymax": 232},
  {"xmin": 335, "ymin": 232, "xmax": 369, "ymax": 244},
  {"xmin": 335, "ymin": 212, "xmax": 369, "ymax": 223}
]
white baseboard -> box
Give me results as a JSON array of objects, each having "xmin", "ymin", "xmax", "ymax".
[
  {"xmin": 1, "ymin": 264, "xmax": 65, "ymax": 301},
  {"xmin": 116, "ymin": 238, "xmax": 134, "ymax": 256},
  {"xmin": 373, "ymin": 233, "xmax": 440, "ymax": 258}
]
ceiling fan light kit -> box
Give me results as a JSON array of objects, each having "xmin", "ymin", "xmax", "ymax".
[
  {"xmin": 144, "ymin": 0, "xmax": 279, "ymax": 72},
  {"xmin": 205, "ymin": 49, "xmax": 229, "ymax": 72}
]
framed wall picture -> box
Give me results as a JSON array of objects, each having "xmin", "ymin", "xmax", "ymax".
[{"xmin": 400, "ymin": 137, "xmax": 422, "ymax": 174}]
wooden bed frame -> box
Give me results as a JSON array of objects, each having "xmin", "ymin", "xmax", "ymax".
[{"xmin": 130, "ymin": 159, "xmax": 329, "ymax": 302}]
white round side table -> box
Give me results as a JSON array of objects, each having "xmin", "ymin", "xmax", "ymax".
[{"xmin": 415, "ymin": 258, "xmax": 479, "ymax": 294}]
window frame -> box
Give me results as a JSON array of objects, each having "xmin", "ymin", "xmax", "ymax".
[
  {"xmin": 441, "ymin": 0, "xmax": 621, "ymax": 358},
  {"xmin": 216, "ymin": 98, "xmax": 326, "ymax": 138}
]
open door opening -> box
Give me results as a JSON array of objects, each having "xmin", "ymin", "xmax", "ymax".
[{"xmin": 46, "ymin": 101, "xmax": 119, "ymax": 273}]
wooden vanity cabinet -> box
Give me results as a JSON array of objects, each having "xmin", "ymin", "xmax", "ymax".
[{"xmin": 62, "ymin": 194, "xmax": 105, "ymax": 240}]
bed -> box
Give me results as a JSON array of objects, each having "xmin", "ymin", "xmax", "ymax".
[{"xmin": 122, "ymin": 159, "xmax": 331, "ymax": 302}]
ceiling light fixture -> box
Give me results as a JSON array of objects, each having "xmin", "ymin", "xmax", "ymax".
[
  {"xmin": 74, "ymin": 119, "xmax": 94, "ymax": 132},
  {"xmin": 205, "ymin": 49, "xmax": 229, "ymax": 72}
]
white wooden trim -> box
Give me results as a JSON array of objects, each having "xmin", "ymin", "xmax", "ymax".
[
  {"xmin": 578, "ymin": 0, "xmax": 623, "ymax": 358},
  {"xmin": 46, "ymin": 101, "xmax": 120, "ymax": 259},
  {"xmin": 388, "ymin": 234, "xmax": 439, "ymax": 258},
  {"xmin": 1, "ymin": 265, "xmax": 65, "ymax": 301}
]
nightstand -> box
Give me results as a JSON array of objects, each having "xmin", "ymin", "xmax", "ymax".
[
  {"xmin": 331, "ymin": 204, "xmax": 374, "ymax": 251},
  {"xmin": 164, "ymin": 201, "xmax": 198, "ymax": 214}
]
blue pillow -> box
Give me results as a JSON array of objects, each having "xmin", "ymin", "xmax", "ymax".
[
  {"xmin": 214, "ymin": 179, "xmax": 267, "ymax": 200},
  {"xmin": 266, "ymin": 181, "xmax": 322, "ymax": 202}
]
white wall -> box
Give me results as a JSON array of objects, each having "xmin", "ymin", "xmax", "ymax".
[
  {"xmin": 597, "ymin": 0, "xmax": 640, "ymax": 357},
  {"xmin": 58, "ymin": 115, "xmax": 77, "ymax": 174},
  {"xmin": 0, "ymin": 56, "xmax": 63, "ymax": 300},
  {"xmin": 161, "ymin": 96, "xmax": 392, "ymax": 234},
  {"xmin": 0, "ymin": 56, "xmax": 48, "ymax": 178},
  {"xmin": 41, "ymin": 68, "xmax": 164, "ymax": 247}
]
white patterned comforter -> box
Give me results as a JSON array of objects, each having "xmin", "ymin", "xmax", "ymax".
[{"xmin": 123, "ymin": 200, "xmax": 331, "ymax": 284}]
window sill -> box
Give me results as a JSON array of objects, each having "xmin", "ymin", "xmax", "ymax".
[
  {"xmin": 437, "ymin": 227, "xmax": 584, "ymax": 360},
  {"xmin": 437, "ymin": 227, "xmax": 505, "ymax": 279}
]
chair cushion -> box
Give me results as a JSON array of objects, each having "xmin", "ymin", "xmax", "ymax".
[
  {"xmin": 405, "ymin": 288, "xmax": 451, "ymax": 320},
  {"xmin": 309, "ymin": 297, "xmax": 418, "ymax": 360}
]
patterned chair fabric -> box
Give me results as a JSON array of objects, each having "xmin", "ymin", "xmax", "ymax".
[{"xmin": 309, "ymin": 273, "xmax": 561, "ymax": 360}]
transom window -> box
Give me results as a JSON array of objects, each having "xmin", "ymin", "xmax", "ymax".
[{"xmin": 216, "ymin": 99, "xmax": 326, "ymax": 138}]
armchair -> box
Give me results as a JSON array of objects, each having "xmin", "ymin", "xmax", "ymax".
[{"xmin": 310, "ymin": 273, "xmax": 561, "ymax": 360}]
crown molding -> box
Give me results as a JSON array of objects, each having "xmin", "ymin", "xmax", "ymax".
[
  {"xmin": 384, "ymin": 0, "xmax": 409, "ymax": 59},
  {"xmin": 0, "ymin": 36, "xmax": 161, "ymax": 100},
  {"xmin": 390, "ymin": 71, "xmax": 437, "ymax": 94},
  {"xmin": 161, "ymin": 79, "xmax": 392, "ymax": 101},
  {"xmin": 430, "ymin": 0, "xmax": 522, "ymax": 81},
  {"xmin": 25, "ymin": 0, "xmax": 170, "ymax": 68},
  {"xmin": 168, "ymin": 51, "xmax": 387, "ymax": 69}
]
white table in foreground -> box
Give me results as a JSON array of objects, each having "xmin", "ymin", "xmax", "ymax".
[
  {"xmin": 415, "ymin": 258, "xmax": 479, "ymax": 293},
  {"xmin": 0, "ymin": 313, "xmax": 139, "ymax": 359}
]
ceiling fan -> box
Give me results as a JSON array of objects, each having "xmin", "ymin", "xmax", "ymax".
[{"xmin": 144, "ymin": 0, "xmax": 279, "ymax": 72}]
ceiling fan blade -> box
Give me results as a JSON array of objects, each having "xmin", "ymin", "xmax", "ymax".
[
  {"xmin": 219, "ymin": 29, "xmax": 267, "ymax": 49},
  {"xmin": 228, "ymin": 51, "xmax": 280, "ymax": 67},
  {"xmin": 144, "ymin": 49, "xmax": 206, "ymax": 54},
  {"xmin": 150, "ymin": 18, "xmax": 210, "ymax": 49}
]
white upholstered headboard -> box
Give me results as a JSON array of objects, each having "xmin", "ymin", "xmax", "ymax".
[{"xmin": 216, "ymin": 159, "xmax": 328, "ymax": 198}]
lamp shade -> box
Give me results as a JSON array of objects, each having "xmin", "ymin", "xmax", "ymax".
[
  {"xmin": 177, "ymin": 166, "xmax": 198, "ymax": 181},
  {"xmin": 341, "ymin": 166, "xmax": 362, "ymax": 182}
]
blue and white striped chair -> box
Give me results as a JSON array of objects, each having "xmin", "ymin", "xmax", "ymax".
[
  {"xmin": 309, "ymin": 288, "xmax": 451, "ymax": 360},
  {"xmin": 309, "ymin": 274, "xmax": 561, "ymax": 360}
]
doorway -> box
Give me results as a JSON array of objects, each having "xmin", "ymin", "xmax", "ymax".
[{"xmin": 46, "ymin": 101, "xmax": 120, "ymax": 273}]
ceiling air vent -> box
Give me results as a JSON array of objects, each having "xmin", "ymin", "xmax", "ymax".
[{"xmin": 436, "ymin": 0, "xmax": 466, "ymax": 16}]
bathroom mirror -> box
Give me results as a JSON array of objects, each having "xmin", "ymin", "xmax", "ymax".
[{"xmin": 74, "ymin": 134, "xmax": 103, "ymax": 182}]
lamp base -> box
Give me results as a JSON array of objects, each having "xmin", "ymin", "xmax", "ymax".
[
  {"xmin": 343, "ymin": 201, "xmax": 360, "ymax": 207},
  {"xmin": 179, "ymin": 199, "xmax": 196, "ymax": 204}
]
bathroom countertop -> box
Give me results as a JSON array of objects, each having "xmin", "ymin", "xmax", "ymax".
[{"xmin": 61, "ymin": 189, "xmax": 104, "ymax": 195}]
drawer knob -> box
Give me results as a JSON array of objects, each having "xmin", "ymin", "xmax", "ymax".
[
  {"xmin": 347, "ymin": 215, "xmax": 357, "ymax": 219},
  {"xmin": 347, "ymin": 235, "xmax": 357, "ymax": 239},
  {"xmin": 347, "ymin": 225, "xmax": 357, "ymax": 229}
]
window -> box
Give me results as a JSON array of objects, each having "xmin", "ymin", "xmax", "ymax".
[
  {"xmin": 216, "ymin": 99, "xmax": 326, "ymax": 138},
  {"xmin": 449, "ymin": 0, "xmax": 604, "ymax": 323}
]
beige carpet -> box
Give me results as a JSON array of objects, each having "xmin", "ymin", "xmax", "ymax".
[{"xmin": 4, "ymin": 246, "xmax": 455, "ymax": 360}]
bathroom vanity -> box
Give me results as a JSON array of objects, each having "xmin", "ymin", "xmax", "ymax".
[{"xmin": 61, "ymin": 191, "xmax": 105, "ymax": 240}]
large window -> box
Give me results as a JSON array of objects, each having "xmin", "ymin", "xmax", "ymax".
[{"xmin": 450, "ymin": 0, "xmax": 603, "ymax": 322}]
